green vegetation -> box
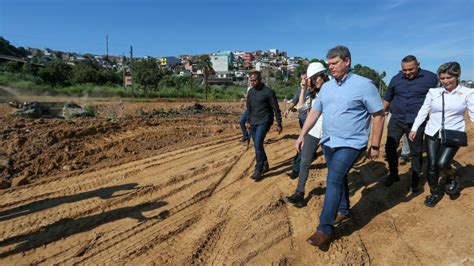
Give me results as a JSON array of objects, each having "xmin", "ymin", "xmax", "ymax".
[{"xmin": 0, "ymin": 36, "xmax": 387, "ymax": 101}]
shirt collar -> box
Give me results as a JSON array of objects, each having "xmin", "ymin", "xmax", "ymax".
[
  {"xmin": 335, "ymin": 71, "xmax": 352, "ymax": 86},
  {"xmin": 442, "ymin": 84, "xmax": 461, "ymax": 95}
]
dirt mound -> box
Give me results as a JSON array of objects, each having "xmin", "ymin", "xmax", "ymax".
[
  {"xmin": 0, "ymin": 102, "xmax": 237, "ymax": 188},
  {"xmin": 139, "ymin": 103, "xmax": 228, "ymax": 118}
]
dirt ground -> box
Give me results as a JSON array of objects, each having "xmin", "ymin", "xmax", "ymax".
[{"xmin": 0, "ymin": 98, "xmax": 473, "ymax": 265}]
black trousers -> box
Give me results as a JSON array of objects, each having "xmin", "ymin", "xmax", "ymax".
[
  {"xmin": 425, "ymin": 132, "xmax": 459, "ymax": 193},
  {"xmin": 385, "ymin": 119, "xmax": 425, "ymax": 176}
]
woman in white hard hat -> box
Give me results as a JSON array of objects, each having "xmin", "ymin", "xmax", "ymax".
[{"xmin": 284, "ymin": 62, "xmax": 329, "ymax": 208}]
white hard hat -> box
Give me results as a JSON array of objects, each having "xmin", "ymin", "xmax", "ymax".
[{"xmin": 306, "ymin": 62, "xmax": 326, "ymax": 78}]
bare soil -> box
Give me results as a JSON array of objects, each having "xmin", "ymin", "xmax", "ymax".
[{"xmin": 0, "ymin": 99, "xmax": 473, "ymax": 265}]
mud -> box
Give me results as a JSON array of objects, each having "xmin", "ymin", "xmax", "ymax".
[{"xmin": 0, "ymin": 100, "xmax": 473, "ymax": 265}]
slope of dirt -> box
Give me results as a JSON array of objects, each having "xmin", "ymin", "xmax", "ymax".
[{"xmin": 0, "ymin": 100, "xmax": 473, "ymax": 265}]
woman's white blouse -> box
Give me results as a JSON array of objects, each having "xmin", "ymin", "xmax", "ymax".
[{"xmin": 411, "ymin": 85, "xmax": 474, "ymax": 137}]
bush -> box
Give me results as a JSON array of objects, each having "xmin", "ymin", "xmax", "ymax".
[{"xmin": 83, "ymin": 105, "xmax": 97, "ymax": 117}]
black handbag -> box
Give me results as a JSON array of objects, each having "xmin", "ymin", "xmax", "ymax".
[{"xmin": 440, "ymin": 92, "xmax": 468, "ymax": 146}]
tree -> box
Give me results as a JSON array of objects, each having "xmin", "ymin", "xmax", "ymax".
[
  {"xmin": 39, "ymin": 60, "xmax": 72, "ymax": 86},
  {"xmin": 0, "ymin": 36, "xmax": 28, "ymax": 57},
  {"xmin": 131, "ymin": 58, "xmax": 166, "ymax": 92},
  {"xmin": 353, "ymin": 64, "xmax": 387, "ymax": 95},
  {"xmin": 71, "ymin": 60, "xmax": 101, "ymax": 84},
  {"xmin": 196, "ymin": 55, "xmax": 214, "ymax": 101}
]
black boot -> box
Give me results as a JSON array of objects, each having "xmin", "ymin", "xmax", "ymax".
[
  {"xmin": 284, "ymin": 191, "xmax": 306, "ymax": 208},
  {"xmin": 424, "ymin": 188, "xmax": 442, "ymax": 207},
  {"xmin": 445, "ymin": 178, "xmax": 460, "ymax": 196},
  {"xmin": 410, "ymin": 171, "xmax": 420, "ymax": 193}
]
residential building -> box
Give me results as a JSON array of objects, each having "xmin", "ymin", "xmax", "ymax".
[{"xmin": 160, "ymin": 56, "xmax": 181, "ymax": 68}]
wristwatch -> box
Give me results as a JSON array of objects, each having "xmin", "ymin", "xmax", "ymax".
[{"xmin": 370, "ymin": 145, "xmax": 380, "ymax": 151}]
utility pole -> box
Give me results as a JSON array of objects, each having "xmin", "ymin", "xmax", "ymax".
[
  {"xmin": 122, "ymin": 52, "xmax": 126, "ymax": 91},
  {"xmin": 106, "ymin": 34, "xmax": 109, "ymax": 61},
  {"xmin": 130, "ymin": 45, "xmax": 134, "ymax": 96}
]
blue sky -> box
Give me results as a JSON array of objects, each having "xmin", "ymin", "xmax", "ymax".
[{"xmin": 1, "ymin": 0, "xmax": 473, "ymax": 82}]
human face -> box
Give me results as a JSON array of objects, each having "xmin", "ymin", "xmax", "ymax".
[
  {"xmin": 248, "ymin": 75, "xmax": 261, "ymax": 88},
  {"xmin": 401, "ymin": 61, "xmax": 419, "ymax": 80},
  {"xmin": 309, "ymin": 74, "xmax": 325, "ymax": 90},
  {"xmin": 327, "ymin": 56, "xmax": 350, "ymax": 81},
  {"xmin": 439, "ymin": 72, "xmax": 458, "ymax": 91}
]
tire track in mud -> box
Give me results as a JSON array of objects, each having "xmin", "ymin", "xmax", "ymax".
[
  {"xmin": 0, "ymin": 134, "xmax": 251, "ymax": 264},
  {"xmin": 57, "ymin": 141, "xmax": 250, "ymax": 264},
  {"xmin": 0, "ymin": 133, "xmax": 240, "ymax": 209},
  {"xmin": 0, "ymin": 140, "xmax": 239, "ymax": 222}
]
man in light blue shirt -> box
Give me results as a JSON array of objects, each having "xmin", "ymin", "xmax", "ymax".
[{"xmin": 295, "ymin": 45, "xmax": 385, "ymax": 247}]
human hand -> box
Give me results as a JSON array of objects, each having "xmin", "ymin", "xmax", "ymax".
[
  {"xmin": 367, "ymin": 146, "xmax": 380, "ymax": 160},
  {"xmin": 276, "ymin": 125, "xmax": 282, "ymax": 134},
  {"xmin": 300, "ymin": 78, "xmax": 307, "ymax": 88},
  {"xmin": 295, "ymin": 135, "xmax": 304, "ymax": 152},
  {"xmin": 408, "ymin": 131, "xmax": 416, "ymax": 141}
]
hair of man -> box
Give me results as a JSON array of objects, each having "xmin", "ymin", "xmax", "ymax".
[
  {"xmin": 401, "ymin": 55, "xmax": 419, "ymax": 64},
  {"xmin": 326, "ymin": 45, "xmax": 351, "ymax": 63}
]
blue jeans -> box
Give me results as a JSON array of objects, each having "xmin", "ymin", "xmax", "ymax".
[
  {"xmin": 251, "ymin": 122, "xmax": 272, "ymax": 172},
  {"xmin": 239, "ymin": 110, "xmax": 249, "ymax": 140},
  {"xmin": 317, "ymin": 145, "xmax": 364, "ymax": 235}
]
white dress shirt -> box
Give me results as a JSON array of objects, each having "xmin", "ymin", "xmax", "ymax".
[
  {"xmin": 411, "ymin": 85, "xmax": 474, "ymax": 137},
  {"xmin": 296, "ymin": 93, "xmax": 323, "ymax": 138}
]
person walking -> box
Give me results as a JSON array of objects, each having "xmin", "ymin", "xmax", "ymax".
[
  {"xmin": 297, "ymin": 45, "xmax": 385, "ymax": 247},
  {"xmin": 283, "ymin": 73, "xmax": 310, "ymax": 179},
  {"xmin": 409, "ymin": 62, "xmax": 473, "ymax": 207},
  {"xmin": 239, "ymin": 82, "xmax": 251, "ymax": 143},
  {"xmin": 246, "ymin": 70, "xmax": 283, "ymax": 180},
  {"xmin": 383, "ymin": 55, "xmax": 438, "ymax": 192},
  {"xmin": 284, "ymin": 62, "xmax": 329, "ymax": 207}
]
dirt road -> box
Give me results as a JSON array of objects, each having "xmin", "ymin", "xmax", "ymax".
[{"xmin": 0, "ymin": 101, "xmax": 473, "ymax": 264}]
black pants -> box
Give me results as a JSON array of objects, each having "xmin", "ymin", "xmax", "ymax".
[
  {"xmin": 425, "ymin": 132, "xmax": 459, "ymax": 194},
  {"xmin": 385, "ymin": 119, "xmax": 425, "ymax": 177}
]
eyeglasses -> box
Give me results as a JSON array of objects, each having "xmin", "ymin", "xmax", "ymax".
[{"xmin": 248, "ymin": 79, "xmax": 258, "ymax": 82}]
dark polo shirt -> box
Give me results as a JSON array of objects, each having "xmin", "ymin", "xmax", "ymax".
[{"xmin": 384, "ymin": 69, "xmax": 438, "ymax": 124}]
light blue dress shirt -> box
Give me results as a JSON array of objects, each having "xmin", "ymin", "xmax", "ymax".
[{"xmin": 312, "ymin": 72, "xmax": 383, "ymax": 149}]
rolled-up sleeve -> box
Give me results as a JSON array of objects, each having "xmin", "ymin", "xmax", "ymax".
[{"xmin": 364, "ymin": 83, "xmax": 384, "ymax": 113}]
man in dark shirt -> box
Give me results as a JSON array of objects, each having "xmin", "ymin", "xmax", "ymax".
[
  {"xmin": 246, "ymin": 70, "xmax": 283, "ymax": 180},
  {"xmin": 383, "ymin": 55, "xmax": 438, "ymax": 192}
]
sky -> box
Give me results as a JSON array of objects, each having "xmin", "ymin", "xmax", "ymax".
[{"xmin": 0, "ymin": 0, "xmax": 473, "ymax": 82}]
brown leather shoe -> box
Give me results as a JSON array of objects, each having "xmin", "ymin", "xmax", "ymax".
[
  {"xmin": 334, "ymin": 213, "xmax": 349, "ymax": 225},
  {"xmin": 307, "ymin": 230, "xmax": 330, "ymax": 247}
]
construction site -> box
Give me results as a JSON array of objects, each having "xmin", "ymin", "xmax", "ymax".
[{"xmin": 0, "ymin": 87, "xmax": 473, "ymax": 265}]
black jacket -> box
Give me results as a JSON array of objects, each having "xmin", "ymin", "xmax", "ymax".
[{"xmin": 246, "ymin": 83, "xmax": 282, "ymax": 127}]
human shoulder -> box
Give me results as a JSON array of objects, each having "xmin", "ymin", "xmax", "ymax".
[
  {"xmin": 427, "ymin": 87, "xmax": 443, "ymax": 98},
  {"xmin": 420, "ymin": 69, "xmax": 437, "ymax": 78},
  {"xmin": 350, "ymin": 73, "xmax": 377, "ymax": 90},
  {"xmin": 351, "ymin": 73, "xmax": 373, "ymax": 84},
  {"xmin": 389, "ymin": 71, "xmax": 404, "ymax": 82},
  {"xmin": 458, "ymin": 85, "xmax": 474, "ymax": 98},
  {"xmin": 420, "ymin": 69, "xmax": 438, "ymax": 83}
]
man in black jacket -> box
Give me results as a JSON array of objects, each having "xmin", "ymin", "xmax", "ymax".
[
  {"xmin": 383, "ymin": 55, "xmax": 438, "ymax": 192},
  {"xmin": 246, "ymin": 70, "xmax": 283, "ymax": 180}
]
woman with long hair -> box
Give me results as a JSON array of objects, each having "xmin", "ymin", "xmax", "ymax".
[{"xmin": 284, "ymin": 62, "xmax": 329, "ymax": 208}]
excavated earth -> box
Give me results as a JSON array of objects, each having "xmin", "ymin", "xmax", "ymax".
[{"xmin": 0, "ymin": 99, "xmax": 473, "ymax": 265}]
